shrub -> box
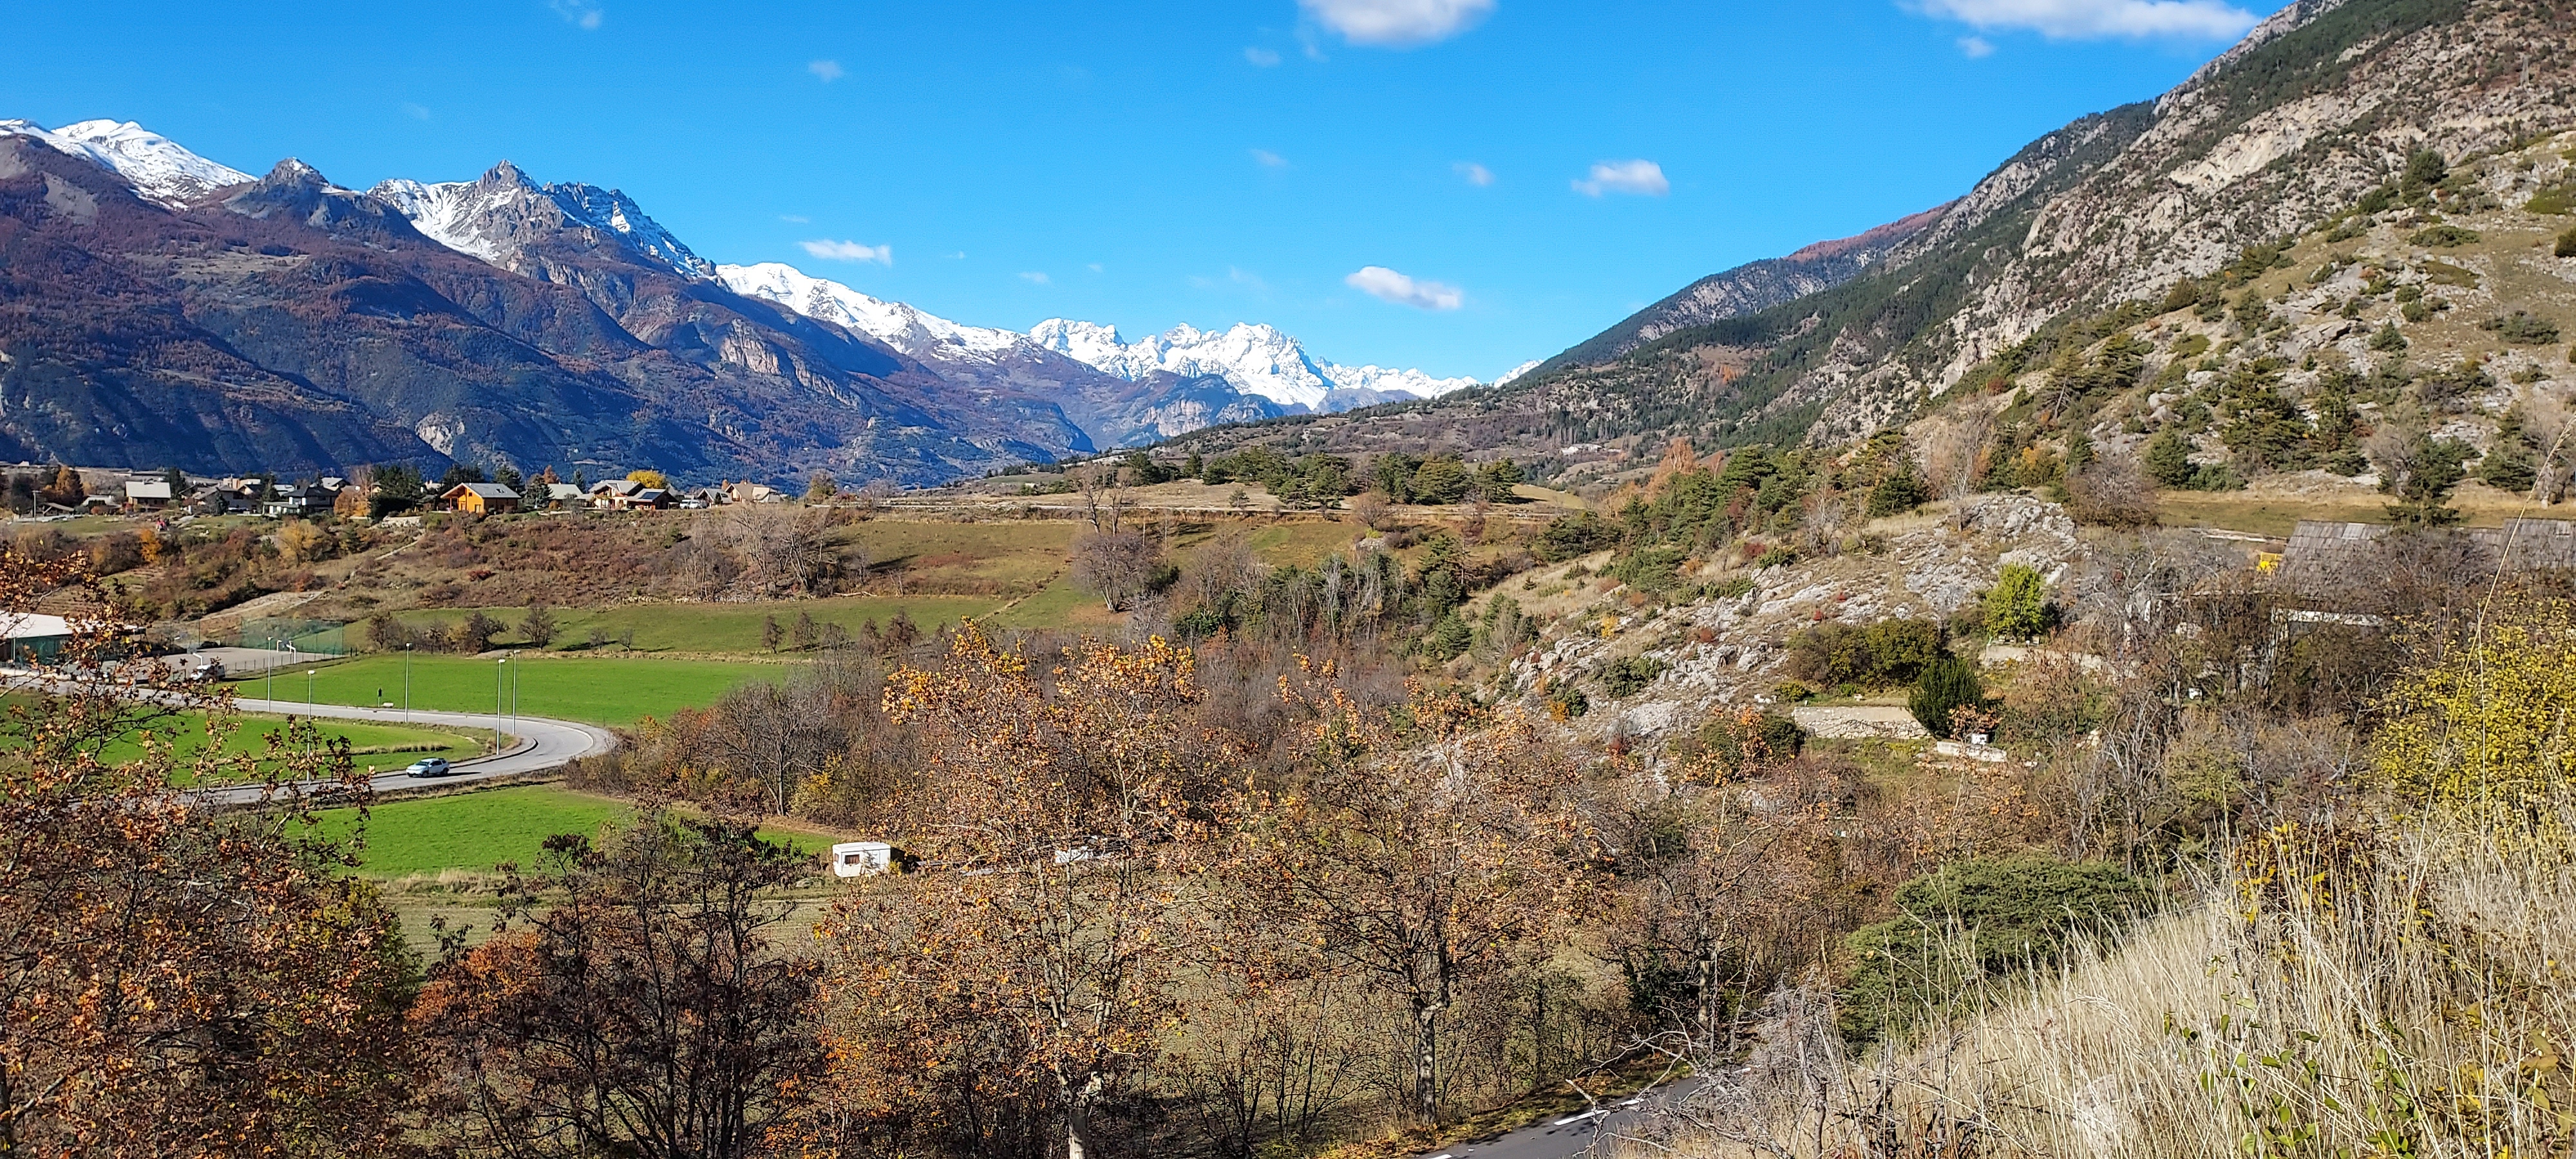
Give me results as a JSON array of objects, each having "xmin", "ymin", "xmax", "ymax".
[
  {"xmin": 1786, "ymin": 619, "xmax": 1945, "ymax": 689},
  {"xmin": 1597, "ymin": 655, "xmax": 1669, "ymax": 699},
  {"xmin": 1837, "ymin": 856, "xmax": 2151, "ymax": 1044},
  {"xmin": 2559, "ymin": 227, "xmax": 2576, "ymax": 259},
  {"xmin": 1982, "ymin": 564, "xmax": 2051, "ymax": 641},
  {"xmin": 2369, "ymin": 321, "xmax": 2408, "ymax": 352},
  {"xmin": 1751, "ymin": 545, "xmax": 1798, "ymax": 570},
  {"xmin": 2064, "ymin": 458, "xmax": 2160, "ymax": 527},
  {"xmin": 1609, "ymin": 545, "xmax": 1687, "ymax": 592},
  {"xmin": 1908, "ymin": 655, "xmax": 1988, "ymax": 737},
  {"xmin": 2409, "ymin": 225, "xmax": 2481, "ymax": 248},
  {"xmin": 1531, "ymin": 511, "xmax": 1619, "ymax": 561},
  {"xmin": 1709, "ymin": 575, "xmax": 1755, "ymax": 599},
  {"xmin": 1695, "ymin": 709, "xmax": 1805, "ymax": 775},
  {"xmin": 1866, "ymin": 468, "xmax": 1926, "ymax": 517},
  {"xmin": 2483, "ymin": 311, "xmax": 2562, "ymax": 345}
]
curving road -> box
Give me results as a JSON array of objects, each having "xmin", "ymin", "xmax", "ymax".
[
  {"xmin": 198, "ymin": 697, "xmax": 619, "ymax": 806},
  {"xmin": 1410, "ymin": 1079, "xmax": 1706, "ymax": 1159}
]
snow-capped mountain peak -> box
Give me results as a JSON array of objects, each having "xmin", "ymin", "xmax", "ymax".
[
  {"xmin": 0, "ymin": 118, "xmax": 253, "ymax": 207},
  {"xmin": 717, "ymin": 262, "xmax": 1026, "ymax": 361},
  {"xmin": 1030, "ymin": 317, "xmax": 1476, "ymax": 410},
  {"xmin": 365, "ymin": 162, "xmax": 712, "ymax": 280}
]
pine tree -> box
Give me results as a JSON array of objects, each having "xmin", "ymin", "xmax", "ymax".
[{"xmin": 2143, "ymin": 428, "xmax": 2194, "ymax": 487}]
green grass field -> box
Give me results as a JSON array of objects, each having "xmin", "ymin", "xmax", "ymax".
[
  {"xmin": 320, "ymin": 785, "xmax": 829, "ymax": 878},
  {"xmin": 393, "ymin": 595, "xmax": 1008, "ymax": 654},
  {"xmin": 54, "ymin": 707, "xmax": 482, "ymax": 783},
  {"xmin": 231, "ymin": 654, "xmax": 784, "ymax": 726}
]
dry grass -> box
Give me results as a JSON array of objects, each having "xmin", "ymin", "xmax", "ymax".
[{"xmin": 1625, "ymin": 811, "xmax": 2576, "ymax": 1158}]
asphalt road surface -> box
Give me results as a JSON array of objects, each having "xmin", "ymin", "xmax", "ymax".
[
  {"xmin": 197, "ymin": 697, "xmax": 619, "ymax": 806},
  {"xmin": 1412, "ymin": 1080, "xmax": 1704, "ymax": 1159}
]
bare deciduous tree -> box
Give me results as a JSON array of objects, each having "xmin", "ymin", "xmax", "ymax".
[
  {"xmin": 1072, "ymin": 529, "xmax": 1166, "ymax": 611},
  {"xmin": 413, "ymin": 815, "xmax": 823, "ymax": 1159}
]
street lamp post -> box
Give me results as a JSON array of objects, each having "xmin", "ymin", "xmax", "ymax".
[
  {"xmin": 403, "ymin": 644, "xmax": 413, "ymax": 721},
  {"xmin": 495, "ymin": 657, "xmax": 507, "ymax": 755},
  {"xmin": 306, "ymin": 668, "xmax": 316, "ymax": 709}
]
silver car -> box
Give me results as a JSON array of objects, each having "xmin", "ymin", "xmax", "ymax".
[{"xmin": 403, "ymin": 757, "xmax": 453, "ymax": 778}]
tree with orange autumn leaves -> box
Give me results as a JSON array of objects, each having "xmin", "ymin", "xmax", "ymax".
[
  {"xmin": 811, "ymin": 625, "xmax": 1232, "ymax": 1158},
  {"xmin": 1226, "ymin": 667, "xmax": 1596, "ymax": 1126},
  {"xmin": 0, "ymin": 549, "xmax": 414, "ymax": 1156}
]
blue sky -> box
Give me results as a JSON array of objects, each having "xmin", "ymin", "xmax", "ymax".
[{"xmin": 3, "ymin": 0, "xmax": 2273, "ymax": 381}]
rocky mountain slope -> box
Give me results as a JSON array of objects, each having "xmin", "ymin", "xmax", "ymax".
[
  {"xmin": 0, "ymin": 118, "xmax": 1491, "ymax": 479},
  {"xmin": 1269, "ymin": 0, "xmax": 2573, "ymax": 470},
  {"xmin": 1537, "ymin": 202, "xmax": 1953, "ymax": 372},
  {"xmin": 0, "ymin": 133, "xmax": 1090, "ymax": 483}
]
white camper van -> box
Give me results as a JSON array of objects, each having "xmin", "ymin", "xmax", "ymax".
[{"xmin": 829, "ymin": 841, "xmax": 896, "ymax": 877}]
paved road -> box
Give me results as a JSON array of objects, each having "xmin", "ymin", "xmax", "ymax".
[
  {"xmin": 1412, "ymin": 1080, "xmax": 1704, "ymax": 1159},
  {"xmin": 198, "ymin": 697, "xmax": 619, "ymax": 806}
]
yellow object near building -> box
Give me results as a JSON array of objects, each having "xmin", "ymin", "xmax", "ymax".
[{"xmin": 2255, "ymin": 552, "xmax": 2282, "ymax": 572}]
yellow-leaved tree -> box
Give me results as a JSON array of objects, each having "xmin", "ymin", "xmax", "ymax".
[
  {"xmin": 813, "ymin": 625, "xmax": 1230, "ymax": 1159},
  {"xmin": 2376, "ymin": 598, "xmax": 2576, "ymax": 820}
]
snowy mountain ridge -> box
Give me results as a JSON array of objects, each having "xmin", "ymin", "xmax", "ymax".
[
  {"xmin": 1028, "ymin": 318, "xmax": 1477, "ymax": 411},
  {"xmin": 716, "ymin": 261, "xmax": 1028, "ymax": 363},
  {"xmin": 368, "ymin": 163, "xmax": 713, "ymax": 280},
  {"xmin": 0, "ymin": 118, "xmax": 253, "ymax": 207},
  {"xmin": 719, "ymin": 263, "xmax": 1484, "ymax": 413}
]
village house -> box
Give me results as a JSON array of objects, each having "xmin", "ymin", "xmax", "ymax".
[
  {"xmin": 545, "ymin": 482, "xmax": 585, "ymax": 507},
  {"xmin": 587, "ymin": 479, "xmax": 641, "ymax": 508},
  {"xmin": 441, "ymin": 482, "xmax": 521, "ymax": 515},
  {"xmin": 263, "ymin": 482, "xmax": 337, "ymax": 518},
  {"xmin": 122, "ymin": 478, "xmax": 175, "ymax": 512}
]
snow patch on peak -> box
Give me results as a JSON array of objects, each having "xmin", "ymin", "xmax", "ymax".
[
  {"xmin": 1495, "ymin": 359, "xmax": 1542, "ymax": 386},
  {"xmin": 0, "ymin": 118, "xmax": 252, "ymax": 207},
  {"xmin": 1029, "ymin": 317, "xmax": 1479, "ymax": 410},
  {"xmin": 365, "ymin": 164, "xmax": 712, "ymax": 279},
  {"xmin": 715, "ymin": 262, "xmax": 1025, "ymax": 360}
]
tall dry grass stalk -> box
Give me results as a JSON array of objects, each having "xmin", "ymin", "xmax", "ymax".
[{"xmin": 1624, "ymin": 811, "xmax": 2576, "ymax": 1158}]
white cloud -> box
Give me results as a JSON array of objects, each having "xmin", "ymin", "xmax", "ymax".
[
  {"xmin": 779, "ymin": 214, "xmax": 810, "ymax": 223},
  {"xmin": 547, "ymin": 0, "xmax": 603, "ymax": 28},
  {"xmin": 1958, "ymin": 34, "xmax": 1996, "ymax": 55},
  {"xmin": 1915, "ymin": 0, "xmax": 2258, "ymax": 39},
  {"xmin": 809, "ymin": 59, "xmax": 844, "ymax": 82},
  {"xmin": 1345, "ymin": 265, "xmax": 1463, "ymax": 310},
  {"xmin": 1302, "ymin": 0, "xmax": 1494, "ymax": 46},
  {"xmin": 1244, "ymin": 46, "xmax": 1282, "ymax": 66},
  {"xmin": 1455, "ymin": 161, "xmax": 1495, "ymax": 186},
  {"xmin": 799, "ymin": 239, "xmax": 892, "ymax": 265},
  {"xmin": 1087, "ymin": 262, "xmax": 1104, "ymax": 273},
  {"xmin": 1251, "ymin": 148, "xmax": 1289, "ymax": 169},
  {"xmin": 1018, "ymin": 271, "xmax": 1052, "ymax": 285},
  {"xmin": 1571, "ymin": 159, "xmax": 1669, "ymax": 197},
  {"xmin": 400, "ymin": 102, "xmax": 433, "ymax": 121}
]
